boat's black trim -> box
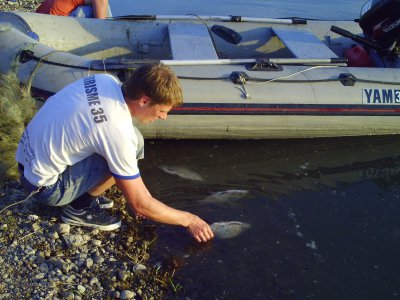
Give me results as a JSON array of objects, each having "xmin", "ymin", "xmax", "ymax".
[
  {"xmin": 110, "ymin": 15, "xmax": 156, "ymax": 21},
  {"xmin": 31, "ymin": 87, "xmax": 54, "ymax": 100},
  {"xmin": 171, "ymin": 103, "xmax": 400, "ymax": 116},
  {"xmin": 19, "ymin": 50, "xmax": 100, "ymax": 70}
]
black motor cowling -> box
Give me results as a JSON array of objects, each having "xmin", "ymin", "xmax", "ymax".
[{"xmin": 359, "ymin": 0, "xmax": 400, "ymax": 49}]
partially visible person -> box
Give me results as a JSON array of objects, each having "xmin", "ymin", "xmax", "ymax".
[{"xmin": 36, "ymin": 0, "xmax": 111, "ymax": 19}]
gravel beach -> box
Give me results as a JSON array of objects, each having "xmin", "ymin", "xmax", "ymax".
[
  {"xmin": 0, "ymin": 0, "xmax": 42, "ymax": 13},
  {"xmin": 0, "ymin": 183, "xmax": 168, "ymax": 299},
  {"xmin": 0, "ymin": 2, "xmax": 174, "ymax": 299}
]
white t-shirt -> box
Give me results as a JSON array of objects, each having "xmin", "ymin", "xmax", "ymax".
[{"xmin": 16, "ymin": 74, "xmax": 140, "ymax": 186}]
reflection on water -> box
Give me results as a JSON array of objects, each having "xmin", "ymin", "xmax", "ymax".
[
  {"xmin": 141, "ymin": 135, "xmax": 400, "ymax": 202},
  {"xmin": 139, "ymin": 135, "xmax": 400, "ymax": 299}
]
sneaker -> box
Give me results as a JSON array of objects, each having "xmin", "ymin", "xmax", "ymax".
[
  {"xmin": 90, "ymin": 195, "xmax": 114, "ymax": 209},
  {"xmin": 61, "ymin": 205, "xmax": 121, "ymax": 231}
]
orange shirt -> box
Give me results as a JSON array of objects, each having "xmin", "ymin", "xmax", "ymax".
[{"xmin": 36, "ymin": 0, "xmax": 86, "ymax": 16}]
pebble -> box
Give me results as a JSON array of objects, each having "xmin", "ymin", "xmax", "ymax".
[
  {"xmin": 110, "ymin": 291, "xmax": 120, "ymax": 298},
  {"xmin": 32, "ymin": 223, "xmax": 41, "ymax": 232},
  {"xmin": 54, "ymin": 223, "xmax": 70, "ymax": 234},
  {"xmin": 61, "ymin": 292, "xmax": 74, "ymax": 300},
  {"xmin": 27, "ymin": 214, "xmax": 39, "ymax": 221},
  {"xmin": 117, "ymin": 270, "xmax": 129, "ymax": 281},
  {"xmin": 132, "ymin": 263, "xmax": 146, "ymax": 273},
  {"xmin": 92, "ymin": 239, "xmax": 102, "ymax": 246},
  {"xmin": 93, "ymin": 254, "xmax": 105, "ymax": 264},
  {"xmin": 120, "ymin": 290, "xmax": 136, "ymax": 300},
  {"xmin": 63, "ymin": 234, "xmax": 87, "ymax": 248},
  {"xmin": 35, "ymin": 273, "xmax": 45, "ymax": 280},
  {"xmin": 24, "ymin": 246, "xmax": 36, "ymax": 255},
  {"xmin": 48, "ymin": 231, "xmax": 59, "ymax": 239},
  {"xmin": 77, "ymin": 285, "xmax": 86, "ymax": 294},
  {"xmin": 90, "ymin": 277, "xmax": 99, "ymax": 285},
  {"xmin": 39, "ymin": 262, "xmax": 49, "ymax": 272},
  {"xmin": 85, "ymin": 258, "xmax": 94, "ymax": 268}
]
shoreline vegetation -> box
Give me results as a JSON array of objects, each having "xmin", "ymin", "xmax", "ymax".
[{"xmin": 0, "ymin": 3, "xmax": 176, "ymax": 299}]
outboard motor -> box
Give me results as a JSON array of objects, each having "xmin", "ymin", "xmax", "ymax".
[
  {"xmin": 359, "ymin": 0, "xmax": 400, "ymax": 51},
  {"xmin": 331, "ymin": 0, "xmax": 400, "ymax": 67}
]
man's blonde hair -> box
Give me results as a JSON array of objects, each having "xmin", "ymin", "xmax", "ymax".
[{"xmin": 123, "ymin": 64, "xmax": 183, "ymax": 107}]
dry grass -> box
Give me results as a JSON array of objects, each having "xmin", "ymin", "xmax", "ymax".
[{"xmin": 0, "ymin": 72, "xmax": 37, "ymax": 184}]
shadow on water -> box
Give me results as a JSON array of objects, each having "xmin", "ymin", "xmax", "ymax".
[{"xmin": 139, "ymin": 135, "xmax": 400, "ymax": 300}]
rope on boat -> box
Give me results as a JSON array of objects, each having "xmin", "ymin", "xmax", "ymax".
[
  {"xmin": 19, "ymin": 50, "xmax": 400, "ymax": 86},
  {"xmin": 247, "ymin": 65, "xmax": 339, "ymax": 85},
  {"xmin": 24, "ymin": 50, "xmax": 60, "ymax": 92}
]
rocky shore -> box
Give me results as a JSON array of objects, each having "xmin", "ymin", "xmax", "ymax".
[
  {"xmin": 0, "ymin": 181, "xmax": 171, "ymax": 299},
  {"xmin": 0, "ymin": 0, "xmax": 42, "ymax": 13},
  {"xmin": 0, "ymin": 2, "xmax": 174, "ymax": 299}
]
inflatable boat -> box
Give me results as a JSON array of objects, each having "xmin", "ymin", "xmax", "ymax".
[{"xmin": 0, "ymin": 0, "xmax": 400, "ymax": 139}]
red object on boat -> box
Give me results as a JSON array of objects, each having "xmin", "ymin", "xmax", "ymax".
[{"xmin": 344, "ymin": 45, "xmax": 374, "ymax": 67}]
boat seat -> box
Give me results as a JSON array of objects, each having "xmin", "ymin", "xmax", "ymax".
[
  {"xmin": 168, "ymin": 23, "xmax": 219, "ymax": 60},
  {"xmin": 272, "ymin": 27, "xmax": 338, "ymax": 59}
]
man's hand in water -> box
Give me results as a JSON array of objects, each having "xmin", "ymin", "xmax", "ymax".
[{"xmin": 187, "ymin": 214, "xmax": 214, "ymax": 242}]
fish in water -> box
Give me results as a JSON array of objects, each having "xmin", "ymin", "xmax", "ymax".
[
  {"xmin": 159, "ymin": 165, "xmax": 204, "ymax": 182},
  {"xmin": 201, "ymin": 189, "xmax": 250, "ymax": 205},
  {"xmin": 210, "ymin": 221, "xmax": 251, "ymax": 239}
]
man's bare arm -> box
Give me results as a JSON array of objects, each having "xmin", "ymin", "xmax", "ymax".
[{"xmin": 115, "ymin": 176, "xmax": 214, "ymax": 242}]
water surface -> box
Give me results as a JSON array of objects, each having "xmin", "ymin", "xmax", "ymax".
[
  {"xmin": 141, "ymin": 136, "xmax": 400, "ymax": 299},
  {"xmin": 110, "ymin": 0, "xmax": 365, "ymax": 20}
]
